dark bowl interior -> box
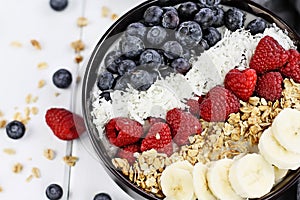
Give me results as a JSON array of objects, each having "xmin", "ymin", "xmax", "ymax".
[{"xmin": 81, "ymin": 0, "xmax": 300, "ymax": 199}]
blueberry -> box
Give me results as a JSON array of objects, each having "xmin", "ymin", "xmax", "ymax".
[
  {"xmin": 199, "ymin": 0, "xmax": 221, "ymax": 7},
  {"xmin": 97, "ymin": 71, "xmax": 114, "ymax": 91},
  {"xmin": 175, "ymin": 21, "xmax": 202, "ymax": 48},
  {"xmin": 177, "ymin": 2, "xmax": 199, "ymax": 21},
  {"xmin": 195, "ymin": 39, "xmax": 210, "ymax": 53},
  {"xmin": 224, "ymin": 8, "xmax": 245, "ymax": 31},
  {"xmin": 203, "ymin": 27, "xmax": 221, "ymax": 47},
  {"xmin": 113, "ymin": 75, "xmax": 129, "ymax": 91},
  {"xmin": 50, "ymin": 0, "xmax": 68, "ymax": 11},
  {"xmin": 194, "ymin": 8, "xmax": 215, "ymax": 29},
  {"xmin": 171, "ymin": 57, "xmax": 191, "ymax": 74},
  {"xmin": 129, "ymin": 70, "xmax": 155, "ymax": 91},
  {"xmin": 45, "ymin": 184, "xmax": 63, "ymax": 200},
  {"xmin": 118, "ymin": 59, "xmax": 136, "ymax": 75},
  {"xmin": 143, "ymin": 6, "xmax": 163, "ymax": 26},
  {"xmin": 212, "ymin": 6, "xmax": 225, "ymax": 27},
  {"xmin": 125, "ymin": 22, "xmax": 147, "ymax": 39},
  {"xmin": 93, "ymin": 193, "xmax": 112, "ymax": 200},
  {"xmin": 120, "ymin": 36, "xmax": 145, "ymax": 58},
  {"xmin": 6, "ymin": 120, "xmax": 26, "ymax": 140},
  {"xmin": 106, "ymin": 56, "xmax": 124, "ymax": 74},
  {"xmin": 99, "ymin": 92, "xmax": 111, "ymax": 101},
  {"xmin": 162, "ymin": 6, "xmax": 178, "ymax": 14},
  {"xmin": 162, "ymin": 41, "xmax": 183, "ymax": 60},
  {"xmin": 246, "ymin": 18, "xmax": 266, "ymax": 35},
  {"xmin": 146, "ymin": 26, "xmax": 168, "ymax": 46},
  {"xmin": 139, "ymin": 49, "xmax": 164, "ymax": 66},
  {"xmin": 157, "ymin": 64, "xmax": 176, "ymax": 78},
  {"xmin": 104, "ymin": 50, "xmax": 122, "ymax": 67},
  {"xmin": 162, "ymin": 11, "xmax": 180, "ymax": 29},
  {"xmin": 52, "ymin": 68, "xmax": 72, "ymax": 89}
]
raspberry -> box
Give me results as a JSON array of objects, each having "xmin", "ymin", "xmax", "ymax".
[
  {"xmin": 224, "ymin": 68, "xmax": 257, "ymax": 101},
  {"xmin": 141, "ymin": 122, "xmax": 173, "ymax": 156},
  {"xmin": 249, "ymin": 36, "xmax": 289, "ymax": 74},
  {"xmin": 105, "ymin": 117, "xmax": 143, "ymax": 147},
  {"xmin": 166, "ymin": 108, "xmax": 202, "ymax": 146},
  {"xmin": 116, "ymin": 144, "xmax": 140, "ymax": 164},
  {"xmin": 186, "ymin": 99, "xmax": 200, "ymax": 117},
  {"xmin": 255, "ymin": 72, "xmax": 283, "ymax": 102},
  {"xmin": 143, "ymin": 117, "xmax": 165, "ymax": 133},
  {"xmin": 45, "ymin": 108, "xmax": 85, "ymax": 140},
  {"xmin": 199, "ymin": 86, "xmax": 240, "ymax": 122},
  {"xmin": 280, "ymin": 49, "xmax": 300, "ymax": 83}
]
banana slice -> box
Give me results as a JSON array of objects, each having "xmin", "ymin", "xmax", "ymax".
[
  {"xmin": 229, "ymin": 153, "xmax": 275, "ymax": 199},
  {"xmin": 193, "ymin": 162, "xmax": 217, "ymax": 200},
  {"xmin": 272, "ymin": 108, "xmax": 300, "ymax": 154},
  {"xmin": 258, "ymin": 128, "xmax": 300, "ymax": 170},
  {"xmin": 160, "ymin": 161, "xmax": 194, "ymax": 200},
  {"xmin": 207, "ymin": 158, "xmax": 242, "ymax": 200},
  {"xmin": 274, "ymin": 166, "xmax": 288, "ymax": 184}
]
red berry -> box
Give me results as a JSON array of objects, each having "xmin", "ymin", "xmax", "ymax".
[
  {"xmin": 186, "ymin": 99, "xmax": 200, "ymax": 117},
  {"xmin": 255, "ymin": 72, "xmax": 283, "ymax": 102},
  {"xmin": 249, "ymin": 36, "xmax": 289, "ymax": 74},
  {"xmin": 105, "ymin": 117, "xmax": 143, "ymax": 147},
  {"xmin": 143, "ymin": 117, "xmax": 165, "ymax": 133},
  {"xmin": 116, "ymin": 144, "xmax": 140, "ymax": 164},
  {"xmin": 141, "ymin": 122, "xmax": 173, "ymax": 156},
  {"xmin": 280, "ymin": 49, "xmax": 300, "ymax": 83},
  {"xmin": 199, "ymin": 86, "xmax": 240, "ymax": 122},
  {"xmin": 166, "ymin": 108, "xmax": 202, "ymax": 146},
  {"xmin": 224, "ymin": 68, "xmax": 257, "ymax": 101},
  {"xmin": 45, "ymin": 108, "xmax": 85, "ymax": 140}
]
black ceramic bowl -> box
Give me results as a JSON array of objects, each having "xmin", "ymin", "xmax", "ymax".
[{"xmin": 80, "ymin": 0, "xmax": 300, "ymax": 199}]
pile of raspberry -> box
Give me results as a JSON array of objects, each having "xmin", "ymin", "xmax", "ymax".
[{"xmin": 104, "ymin": 35, "xmax": 299, "ymax": 165}]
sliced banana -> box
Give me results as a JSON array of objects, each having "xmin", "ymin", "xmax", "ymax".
[
  {"xmin": 207, "ymin": 158, "xmax": 242, "ymax": 200},
  {"xmin": 193, "ymin": 162, "xmax": 217, "ymax": 200},
  {"xmin": 274, "ymin": 166, "xmax": 288, "ymax": 184},
  {"xmin": 258, "ymin": 128, "xmax": 300, "ymax": 170},
  {"xmin": 229, "ymin": 153, "xmax": 275, "ymax": 199},
  {"xmin": 272, "ymin": 108, "xmax": 300, "ymax": 154},
  {"xmin": 160, "ymin": 161, "xmax": 194, "ymax": 200}
]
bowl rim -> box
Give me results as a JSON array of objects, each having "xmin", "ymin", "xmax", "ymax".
[{"xmin": 82, "ymin": 0, "xmax": 300, "ymax": 199}]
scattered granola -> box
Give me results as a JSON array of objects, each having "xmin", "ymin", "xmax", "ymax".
[
  {"xmin": 37, "ymin": 62, "xmax": 48, "ymax": 70},
  {"xmin": 10, "ymin": 41, "xmax": 23, "ymax": 47},
  {"xmin": 3, "ymin": 148, "xmax": 16, "ymax": 155},
  {"xmin": 12, "ymin": 163, "xmax": 23, "ymax": 174},
  {"xmin": 77, "ymin": 17, "xmax": 88, "ymax": 27},
  {"xmin": 32, "ymin": 167, "xmax": 41, "ymax": 178},
  {"xmin": 71, "ymin": 40, "xmax": 85, "ymax": 53},
  {"xmin": 26, "ymin": 174, "xmax": 33, "ymax": 183},
  {"xmin": 63, "ymin": 155, "xmax": 78, "ymax": 167},
  {"xmin": 38, "ymin": 80, "xmax": 46, "ymax": 88},
  {"xmin": 44, "ymin": 149, "xmax": 55, "ymax": 160},
  {"xmin": 0, "ymin": 110, "xmax": 3, "ymax": 118},
  {"xmin": 0, "ymin": 186, "xmax": 3, "ymax": 192},
  {"xmin": 0, "ymin": 120, "xmax": 6, "ymax": 128},
  {"xmin": 74, "ymin": 54, "xmax": 83, "ymax": 63},
  {"xmin": 30, "ymin": 39, "xmax": 42, "ymax": 50},
  {"xmin": 54, "ymin": 92, "xmax": 61, "ymax": 97},
  {"xmin": 111, "ymin": 13, "xmax": 118, "ymax": 20},
  {"xmin": 31, "ymin": 107, "xmax": 39, "ymax": 115},
  {"xmin": 101, "ymin": 6, "xmax": 110, "ymax": 17}
]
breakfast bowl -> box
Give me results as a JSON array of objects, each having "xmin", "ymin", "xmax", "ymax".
[{"xmin": 74, "ymin": 0, "xmax": 300, "ymax": 199}]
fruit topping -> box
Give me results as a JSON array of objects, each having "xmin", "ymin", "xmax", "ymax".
[
  {"xmin": 141, "ymin": 122, "xmax": 173, "ymax": 156},
  {"xmin": 45, "ymin": 183, "xmax": 63, "ymax": 200},
  {"xmin": 97, "ymin": 71, "xmax": 114, "ymax": 91},
  {"xmin": 280, "ymin": 49, "xmax": 300, "ymax": 83},
  {"xmin": 175, "ymin": 21, "xmax": 203, "ymax": 48},
  {"xmin": 186, "ymin": 98, "xmax": 200, "ymax": 117},
  {"xmin": 52, "ymin": 68, "xmax": 72, "ymax": 89},
  {"xmin": 171, "ymin": 57, "xmax": 191, "ymax": 74},
  {"xmin": 129, "ymin": 69, "xmax": 156, "ymax": 91},
  {"xmin": 166, "ymin": 108, "xmax": 202, "ymax": 145},
  {"xmin": 125, "ymin": 22, "xmax": 147, "ymax": 39},
  {"xmin": 162, "ymin": 10, "xmax": 180, "ymax": 29},
  {"xmin": 224, "ymin": 8, "xmax": 245, "ymax": 31},
  {"xmin": 246, "ymin": 18, "xmax": 266, "ymax": 35},
  {"xmin": 202, "ymin": 27, "xmax": 221, "ymax": 47},
  {"xmin": 199, "ymin": 86, "xmax": 240, "ymax": 122},
  {"xmin": 117, "ymin": 59, "xmax": 137, "ymax": 76},
  {"xmin": 105, "ymin": 117, "xmax": 143, "ymax": 147},
  {"xmin": 249, "ymin": 36, "xmax": 289, "ymax": 74},
  {"xmin": 194, "ymin": 7, "xmax": 215, "ymax": 29},
  {"xmin": 224, "ymin": 68, "xmax": 257, "ymax": 101},
  {"xmin": 143, "ymin": 6, "xmax": 164, "ymax": 26},
  {"xmin": 6, "ymin": 120, "xmax": 26, "ymax": 139},
  {"xmin": 177, "ymin": 2, "xmax": 199, "ymax": 21},
  {"xmin": 45, "ymin": 108, "xmax": 85, "ymax": 140},
  {"xmin": 139, "ymin": 49, "xmax": 164, "ymax": 66},
  {"xmin": 116, "ymin": 144, "xmax": 140, "ymax": 164},
  {"xmin": 162, "ymin": 41, "xmax": 183, "ymax": 60},
  {"xmin": 146, "ymin": 26, "xmax": 168, "ymax": 46},
  {"xmin": 255, "ymin": 71, "xmax": 283, "ymax": 102},
  {"xmin": 93, "ymin": 193, "xmax": 112, "ymax": 200},
  {"xmin": 120, "ymin": 35, "xmax": 145, "ymax": 58}
]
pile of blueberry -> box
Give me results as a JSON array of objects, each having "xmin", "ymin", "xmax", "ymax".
[{"xmin": 96, "ymin": 0, "xmax": 266, "ymax": 100}]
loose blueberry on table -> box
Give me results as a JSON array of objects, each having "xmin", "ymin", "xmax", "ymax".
[
  {"xmin": 49, "ymin": 0, "xmax": 68, "ymax": 11},
  {"xmin": 6, "ymin": 120, "xmax": 26, "ymax": 139},
  {"xmin": 92, "ymin": 0, "xmax": 300, "ymax": 199},
  {"xmin": 93, "ymin": 192, "xmax": 112, "ymax": 200},
  {"xmin": 45, "ymin": 184, "xmax": 63, "ymax": 200},
  {"xmin": 52, "ymin": 68, "xmax": 73, "ymax": 89}
]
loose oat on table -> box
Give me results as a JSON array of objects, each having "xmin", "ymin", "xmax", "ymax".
[
  {"xmin": 111, "ymin": 13, "xmax": 118, "ymax": 20},
  {"xmin": 31, "ymin": 167, "xmax": 41, "ymax": 178},
  {"xmin": 38, "ymin": 80, "xmax": 46, "ymax": 88},
  {"xmin": 30, "ymin": 39, "xmax": 42, "ymax": 50},
  {"xmin": 26, "ymin": 174, "xmax": 33, "ymax": 183},
  {"xmin": 71, "ymin": 40, "xmax": 85, "ymax": 53},
  {"xmin": 44, "ymin": 149, "xmax": 55, "ymax": 160},
  {"xmin": 31, "ymin": 107, "xmax": 39, "ymax": 115},
  {"xmin": 101, "ymin": 6, "xmax": 111, "ymax": 17},
  {"xmin": 12, "ymin": 163, "xmax": 23, "ymax": 174},
  {"xmin": 0, "ymin": 120, "xmax": 6, "ymax": 128},
  {"xmin": 10, "ymin": 41, "xmax": 22, "ymax": 47},
  {"xmin": 77, "ymin": 17, "xmax": 88, "ymax": 27},
  {"xmin": 0, "ymin": 110, "xmax": 3, "ymax": 118},
  {"xmin": 0, "ymin": 186, "xmax": 3, "ymax": 192},
  {"xmin": 37, "ymin": 62, "xmax": 48, "ymax": 70},
  {"xmin": 74, "ymin": 54, "xmax": 83, "ymax": 63},
  {"xmin": 63, "ymin": 155, "xmax": 78, "ymax": 167},
  {"xmin": 54, "ymin": 92, "xmax": 61, "ymax": 97},
  {"xmin": 3, "ymin": 148, "xmax": 16, "ymax": 155}
]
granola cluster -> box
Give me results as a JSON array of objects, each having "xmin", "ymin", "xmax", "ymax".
[{"xmin": 112, "ymin": 78, "xmax": 300, "ymax": 197}]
